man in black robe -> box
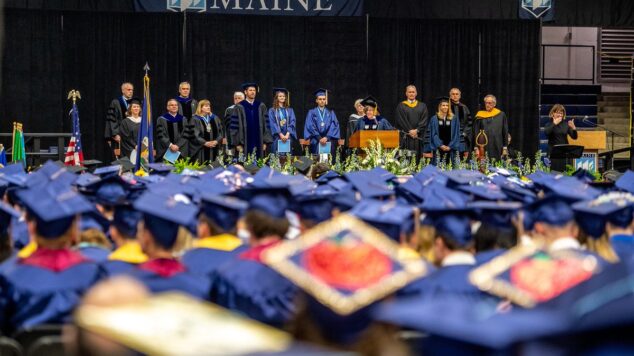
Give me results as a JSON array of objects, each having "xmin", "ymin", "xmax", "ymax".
[
  {"xmin": 105, "ymin": 82, "xmax": 133, "ymax": 160},
  {"xmin": 449, "ymin": 88, "xmax": 473, "ymax": 158},
  {"xmin": 175, "ymin": 81, "xmax": 198, "ymax": 119},
  {"xmin": 156, "ymin": 99, "xmax": 190, "ymax": 160},
  {"xmin": 224, "ymin": 91, "xmax": 245, "ymax": 148},
  {"xmin": 394, "ymin": 85, "xmax": 428, "ymax": 158},
  {"xmin": 229, "ymin": 83, "xmax": 272, "ymax": 158},
  {"xmin": 473, "ymin": 95, "xmax": 509, "ymax": 161}
]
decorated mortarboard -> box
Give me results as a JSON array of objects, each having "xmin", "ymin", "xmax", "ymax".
[
  {"xmin": 468, "ymin": 200, "xmax": 522, "ymax": 228},
  {"xmin": 262, "ymin": 214, "xmax": 427, "ymax": 343},
  {"xmin": 93, "ymin": 164, "xmax": 121, "ymax": 178},
  {"xmin": 469, "ymin": 242, "xmax": 601, "ymax": 308},
  {"xmin": 112, "ymin": 204, "xmax": 142, "ymax": 238},
  {"xmin": 200, "ymin": 194, "xmax": 248, "ymax": 232},
  {"xmin": 349, "ymin": 200, "xmax": 416, "ymax": 241},
  {"xmin": 111, "ymin": 157, "xmax": 136, "ymax": 173},
  {"xmin": 0, "ymin": 201, "xmax": 19, "ymax": 236},
  {"xmin": 615, "ymin": 170, "xmax": 634, "ymax": 194},
  {"xmin": 133, "ymin": 191, "xmax": 199, "ymax": 249},
  {"xmin": 313, "ymin": 88, "xmax": 328, "ymax": 98},
  {"xmin": 241, "ymin": 82, "xmax": 259, "ymax": 92},
  {"xmin": 442, "ymin": 169, "xmax": 487, "ymax": 186},
  {"xmin": 74, "ymin": 293, "xmax": 293, "ymax": 356},
  {"xmin": 572, "ymin": 192, "xmax": 634, "ymax": 238},
  {"xmin": 360, "ymin": 95, "xmax": 379, "ymax": 109},
  {"xmin": 16, "ymin": 184, "xmax": 93, "ymax": 238},
  {"xmin": 344, "ymin": 171, "xmax": 394, "ymax": 199}
]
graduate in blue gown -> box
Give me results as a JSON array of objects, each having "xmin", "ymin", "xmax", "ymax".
[
  {"xmin": 0, "ymin": 183, "xmax": 101, "ymax": 333},
  {"xmin": 182, "ymin": 195, "xmax": 247, "ymax": 278},
  {"xmin": 102, "ymin": 205, "xmax": 148, "ymax": 276},
  {"xmin": 229, "ymin": 83, "xmax": 272, "ymax": 158},
  {"xmin": 129, "ymin": 192, "xmax": 210, "ymax": 300},
  {"xmin": 354, "ymin": 96, "xmax": 395, "ymax": 132},
  {"xmin": 304, "ymin": 89, "xmax": 340, "ymax": 157},
  {"xmin": 267, "ymin": 88, "xmax": 297, "ymax": 155},
  {"xmin": 209, "ymin": 187, "xmax": 297, "ymax": 328},
  {"xmin": 0, "ymin": 202, "xmax": 19, "ymax": 270}
]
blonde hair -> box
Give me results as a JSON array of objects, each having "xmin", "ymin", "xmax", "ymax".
[
  {"xmin": 436, "ymin": 101, "xmax": 454, "ymax": 119},
  {"xmin": 586, "ymin": 234, "xmax": 619, "ymax": 263},
  {"xmin": 195, "ymin": 99, "xmax": 212, "ymax": 116}
]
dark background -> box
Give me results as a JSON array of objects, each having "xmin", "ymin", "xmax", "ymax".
[{"xmin": 2, "ymin": 4, "xmax": 544, "ymax": 162}]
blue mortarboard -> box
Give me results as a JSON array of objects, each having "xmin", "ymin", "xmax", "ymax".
[
  {"xmin": 345, "ymin": 171, "xmax": 394, "ymax": 199},
  {"xmin": 291, "ymin": 194, "xmax": 333, "ymax": 224},
  {"xmin": 315, "ymin": 170, "xmax": 340, "ymax": 184},
  {"xmin": 328, "ymin": 189, "xmax": 358, "ymax": 212},
  {"xmin": 313, "ymin": 88, "xmax": 328, "ymax": 98},
  {"xmin": 572, "ymin": 192, "xmax": 634, "ymax": 238},
  {"xmin": 17, "ymin": 184, "xmax": 93, "ymax": 238},
  {"xmin": 0, "ymin": 171, "xmax": 28, "ymax": 188},
  {"xmin": 133, "ymin": 191, "xmax": 199, "ymax": 249},
  {"xmin": 241, "ymin": 82, "xmax": 258, "ymax": 92},
  {"xmin": 0, "ymin": 201, "xmax": 19, "ymax": 236},
  {"xmin": 0, "ymin": 180, "xmax": 8, "ymax": 198},
  {"xmin": 272, "ymin": 87, "xmax": 288, "ymax": 95},
  {"xmin": 263, "ymin": 214, "xmax": 428, "ymax": 345},
  {"xmin": 86, "ymin": 175, "xmax": 132, "ymax": 206},
  {"xmin": 246, "ymin": 189, "xmax": 290, "ymax": 219},
  {"xmin": 112, "ymin": 205, "xmax": 142, "ymax": 238},
  {"xmin": 413, "ymin": 164, "xmax": 447, "ymax": 185},
  {"xmin": 396, "ymin": 178, "xmax": 426, "ymax": 203},
  {"xmin": 457, "ymin": 183, "xmax": 508, "ymax": 201},
  {"xmin": 93, "ymin": 165, "xmax": 121, "ymax": 178},
  {"xmin": 468, "ymin": 201, "xmax": 522, "ymax": 228},
  {"xmin": 526, "ymin": 195, "xmax": 575, "ymax": 228},
  {"xmin": 419, "ymin": 183, "xmax": 471, "ymax": 212},
  {"xmin": 146, "ymin": 163, "xmax": 174, "ymax": 176},
  {"xmin": 74, "ymin": 172, "xmax": 101, "ymax": 189},
  {"xmin": 442, "ymin": 169, "xmax": 486, "ymax": 186},
  {"xmin": 491, "ymin": 175, "xmax": 537, "ymax": 204},
  {"xmin": 326, "ymin": 177, "xmax": 350, "ymax": 192},
  {"xmin": 548, "ymin": 176, "xmax": 601, "ymax": 202},
  {"xmin": 36, "ymin": 160, "xmax": 78, "ymax": 186},
  {"xmin": 431, "ymin": 212, "xmax": 473, "ymax": 247},
  {"xmin": 615, "ymin": 170, "xmax": 634, "ymax": 194},
  {"xmin": 200, "ymin": 194, "xmax": 248, "ymax": 232},
  {"xmin": 349, "ymin": 200, "xmax": 415, "ymax": 240},
  {"xmin": 367, "ymin": 167, "xmax": 396, "ymax": 182},
  {"xmin": 80, "ymin": 210, "xmax": 110, "ymax": 233},
  {"xmin": 0, "ymin": 163, "xmax": 25, "ymax": 177}
]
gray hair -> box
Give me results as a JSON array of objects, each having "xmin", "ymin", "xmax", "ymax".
[
  {"xmin": 484, "ymin": 94, "xmax": 497, "ymax": 103},
  {"xmin": 234, "ymin": 91, "xmax": 245, "ymax": 98}
]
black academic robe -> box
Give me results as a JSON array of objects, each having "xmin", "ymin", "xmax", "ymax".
[
  {"xmin": 544, "ymin": 120, "xmax": 578, "ymax": 171},
  {"xmin": 395, "ymin": 101, "xmax": 429, "ymax": 153},
  {"xmin": 473, "ymin": 109, "xmax": 509, "ymax": 161},
  {"xmin": 119, "ymin": 117, "xmax": 141, "ymax": 159},
  {"xmin": 229, "ymin": 100, "xmax": 272, "ymax": 157},
  {"xmin": 345, "ymin": 114, "xmax": 363, "ymax": 148},
  {"xmin": 451, "ymin": 101, "xmax": 472, "ymax": 153},
  {"xmin": 190, "ymin": 114, "xmax": 224, "ymax": 164},
  {"xmin": 155, "ymin": 113, "xmax": 189, "ymax": 160},
  {"xmin": 105, "ymin": 96, "xmax": 130, "ymax": 139},
  {"xmin": 176, "ymin": 97, "xmax": 198, "ymax": 119}
]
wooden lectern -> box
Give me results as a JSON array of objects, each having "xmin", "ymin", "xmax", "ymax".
[
  {"xmin": 348, "ymin": 130, "xmax": 400, "ymax": 149},
  {"xmin": 568, "ymin": 130, "xmax": 606, "ymax": 172}
]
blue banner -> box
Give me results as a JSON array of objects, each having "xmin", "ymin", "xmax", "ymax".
[{"xmin": 134, "ymin": 0, "xmax": 363, "ymax": 16}]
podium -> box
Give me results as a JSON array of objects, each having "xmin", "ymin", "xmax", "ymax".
[
  {"xmin": 567, "ymin": 130, "xmax": 606, "ymax": 172},
  {"xmin": 348, "ymin": 130, "xmax": 399, "ymax": 149}
]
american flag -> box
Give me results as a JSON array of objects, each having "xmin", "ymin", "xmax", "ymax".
[{"xmin": 65, "ymin": 102, "xmax": 84, "ymax": 166}]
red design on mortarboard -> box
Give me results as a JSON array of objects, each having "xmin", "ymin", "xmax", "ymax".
[
  {"xmin": 239, "ymin": 241, "xmax": 280, "ymax": 262},
  {"xmin": 303, "ymin": 238, "xmax": 392, "ymax": 291},
  {"xmin": 20, "ymin": 248, "xmax": 89, "ymax": 272},
  {"xmin": 138, "ymin": 258, "xmax": 186, "ymax": 278},
  {"xmin": 510, "ymin": 254, "xmax": 593, "ymax": 302}
]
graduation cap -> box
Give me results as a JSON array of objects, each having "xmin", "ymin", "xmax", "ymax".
[
  {"xmin": 94, "ymin": 165, "xmax": 121, "ymax": 178},
  {"xmin": 314, "ymin": 170, "xmax": 340, "ymax": 183},
  {"xmin": 133, "ymin": 191, "xmax": 199, "ymax": 249},
  {"xmin": 349, "ymin": 199, "xmax": 416, "ymax": 241},
  {"xmin": 86, "ymin": 175, "xmax": 133, "ymax": 206},
  {"xmin": 442, "ymin": 169, "xmax": 487, "ymax": 187},
  {"xmin": 111, "ymin": 157, "xmax": 136, "ymax": 173},
  {"xmin": 429, "ymin": 211, "xmax": 474, "ymax": 248},
  {"xmin": 615, "ymin": 170, "xmax": 634, "ymax": 194},
  {"xmin": 200, "ymin": 194, "xmax": 248, "ymax": 232},
  {"xmin": 74, "ymin": 172, "xmax": 101, "ymax": 189},
  {"xmin": 291, "ymin": 194, "xmax": 334, "ymax": 224},
  {"xmin": 81, "ymin": 209, "xmax": 111, "ymax": 233},
  {"xmin": 468, "ymin": 200, "xmax": 522, "ymax": 228},
  {"xmin": 272, "ymin": 87, "xmax": 290, "ymax": 106},
  {"xmin": 128, "ymin": 97, "xmax": 142, "ymax": 106},
  {"xmin": 293, "ymin": 157, "xmax": 313, "ymax": 175},
  {"xmin": 526, "ymin": 195, "xmax": 575, "ymax": 228},
  {"xmin": 457, "ymin": 183, "xmax": 508, "ymax": 201},
  {"xmin": 344, "ymin": 171, "xmax": 394, "ymax": 199},
  {"xmin": 419, "ymin": 183, "xmax": 471, "ymax": 212},
  {"xmin": 145, "ymin": 162, "xmax": 174, "ymax": 176},
  {"xmin": 313, "ymin": 88, "xmax": 328, "ymax": 98},
  {"xmin": 360, "ymin": 95, "xmax": 379, "ymax": 109},
  {"xmin": 82, "ymin": 159, "xmax": 103, "ymax": 171},
  {"xmin": 548, "ymin": 176, "xmax": 601, "ymax": 202},
  {"xmin": 242, "ymin": 187, "xmax": 291, "ymax": 219},
  {"xmin": 241, "ymin": 82, "xmax": 259, "ymax": 92},
  {"xmin": 328, "ymin": 189, "xmax": 358, "ymax": 212},
  {"xmin": 17, "ymin": 184, "xmax": 93, "ymax": 238},
  {"xmin": 112, "ymin": 205, "xmax": 142, "ymax": 238},
  {"xmin": 262, "ymin": 214, "xmax": 428, "ymax": 344},
  {"xmin": 572, "ymin": 192, "xmax": 634, "ymax": 238}
]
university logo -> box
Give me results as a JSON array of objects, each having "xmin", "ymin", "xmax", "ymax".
[
  {"xmin": 167, "ymin": 0, "xmax": 206, "ymax": 12},
  {"xmin": 520, "ymin": 0, "xmax": 553, "ymax": 19}
]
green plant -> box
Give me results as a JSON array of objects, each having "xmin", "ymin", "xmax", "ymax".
[{"xmin": 172, "ymin": 157, "xmax": 205, "ymax": 174}]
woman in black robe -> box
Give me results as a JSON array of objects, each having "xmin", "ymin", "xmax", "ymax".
[
  {"xmin": 544, "ymin": 104, "xmax": 577, "ymax": 171},
  {"xmin": 190, "ymin": 99, "xmax": 224, "ymax": 164},
  {"xmin": 118, "ymin": 98, "xmax": 142, "ymax": 159}
]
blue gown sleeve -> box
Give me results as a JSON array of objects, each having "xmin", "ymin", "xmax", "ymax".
[
  {"xmin": 429, "ymin": 116, "xmax": 442, "ymax": 150},
  {"xmin": 288, "ymin": 108, "xmax": 297, "ymax": 140},
  {"xmin": 304, "ymin": 110, "xmax": 318, "ymax": 140},
  {"xmin": 268, "ymin": 108, "xmax": 280, "ymax": 137},
  {"xmin": 450, "ymin": 117, "xmax": 461, "ymax": 150},
  {"xmin": 328, "ymin": 111, "xmax": 340, "ymax": 140}
]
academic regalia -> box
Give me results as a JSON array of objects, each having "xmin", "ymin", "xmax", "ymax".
[
  {"xmin": 210, "ymin": 242, "xmax": 298, "ymax": 328},
  {"xmin": 118, "ymin": 117, "xmax": 141, "ymax": 159},
  {"xmin": 182, "ymin": 234, "xmax": 247, "ymax": 277},
  {"xmin": 229, "ymin": 84, "xmax": 271, "ymax": 158},
  {"xmin": 155, "ymin": 112, "xmax": 189, "ymax": 160},
  {"xmin": 355, "ymin": 116, "xmax": 394, "ymax": 131},
  {"xmin": 101, "ymin": 241, "xmax": 148, "ymax": 276},
  {"xmin": 429, "ymin": 113, "xmax": 461, "ymax": 166},
  {"xmin": 127, "ymin": 258, "xmax": 211, "ymax": 300},
  {"xmin": 611, "ymin": 235, "xmax": 634, "ymax": 261},
  {"xmin": 76, "ymin": 243, "xmax": 111, "ymax": 263},
  {"xmin": 450, "ymin": 101, "xmax": 472, "ymax": 153},
  {"xmin": 190, "ymin": 114, "xmax": 224, "ymax": 164},
  {"xmin": 304, "ymin": 107, "xmax": 340, "ymax": 156},
  {"xmin": 395, "ymin": 100, "xmax": 429, "ymax": 155},
  {"xmin": 473, "ymin": 108, "xmax": 509, "ymax": 161},
  {"xmin": 175, "ymin": 96, "xmax": 198, "ymax": 119},
  {"xmin": 105, "ymin": 96, "xmax": 131, "ymax": 140},
  {"xmin": 268, "ymin": 107, "xmax": 297, "ymax": 155}
]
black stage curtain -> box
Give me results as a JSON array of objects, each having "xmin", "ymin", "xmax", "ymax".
[{"xmin": 1, "ymin": 9, "xmax": 538, "ymax": 161}]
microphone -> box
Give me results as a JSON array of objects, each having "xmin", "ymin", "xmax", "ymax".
[{"xmin": 580, "ymin": 115, "xmax": 589, "ymax": 123}]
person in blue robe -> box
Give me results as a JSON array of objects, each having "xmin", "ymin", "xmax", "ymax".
[
  {"xmin": 0, "ymin": 202, "xmax": 19, "ymax": 271},
  {"xmin": 102, "ymin": 205, "xmax": 147, "ymax": 276},
  {"xmin": 267, "ymin": 88, "xmax": 297, "ymax": 155},
  {"xmin": 182, "ymin": 195, "xmax": 248, "ymax": 278},
  {"xmin": 304, "ymin": 89, "xmax": 340, "ymax": 157},
  {"xmin": 429, "ymin": 97, "xmax": 461, "ymax": 165},
  {"xmin": 229, "ymin": 83, "xmax": 272, "ymax": 158},
  {"xmin": 155, "ymin": 99, "xmax": 190, "ymax": 160},
  {"xmin": 174, "ymin": 81, "xmax": 198, "ymax": 119},
  {"xmin": 354, "ymin": 96, "xmax": 395, "ymax": 132},
  {"xmin": 209, "ymin": 188, "xmax": 297, "ymax": 328},
  {"xmin": 129, "ymin": 191, "xmax": 210, "ymax": 300},
  {"xmin": 0, "ymin": 184, "xmax": 101, "ymax": 333}
]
